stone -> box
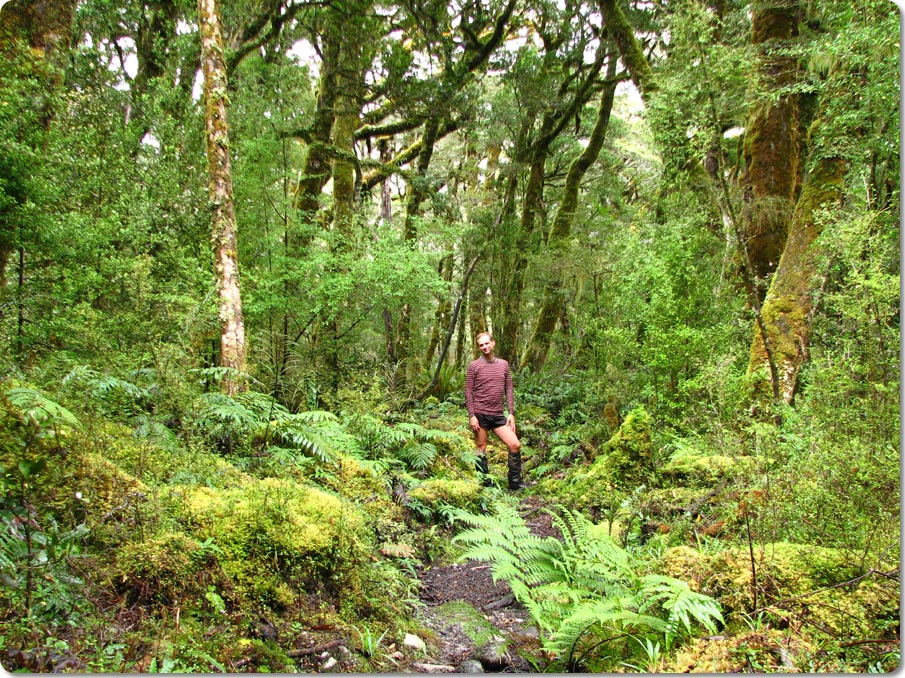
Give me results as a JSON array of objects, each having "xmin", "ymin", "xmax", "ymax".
[
  {"xmin": 404, "ymin": 633, "xmax": 427, "ymax": 652},
  {"xmin": 456, "ymin": 659, "xmax": 485, "ymax": 673},
  {"xmin": 413, "ymin": 662, "xmax": 456, "ymax": 673}
]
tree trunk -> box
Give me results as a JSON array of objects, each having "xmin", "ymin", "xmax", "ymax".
[
  {"xmin": 293, "ymin": 27, "xmax": 340, "ymax": 229},
  {"xmin": 396, "ymin": 118, "xmax": 440, "ymax": 372},
  {"xmin": 747, "ymin": 153, "xmax": 847, "ymax": 405},
  {"xmin": 597, "ymin": 0, "xmax": 656, "ymax": 98},
  {"xmin": 522, "ymin": 59, "xmax": 618, "ymax": 372},
  {"xmin": 199, "ymin": 0, "xmax": 247, "ymax": 395},
  {"xmin": 424, "ymin": 254, "xmax": 454, "ymax": 365},
  {"xmin": 741, "ymin": 0, "xmax": 801, "ymax": 289}
]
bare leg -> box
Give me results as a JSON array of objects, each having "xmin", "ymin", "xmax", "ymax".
[
  {"xmin": 492, "ymin": 425, "xmax": 523, "ymax": 489},
  {"xmin": 473, "ymin": 427, "xmax": 491, "ymax": 485}
]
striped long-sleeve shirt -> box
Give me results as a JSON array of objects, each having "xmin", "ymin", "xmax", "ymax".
[{"xmin": 465, "ymin": 357, "xmax": 514, "ymax": 418}]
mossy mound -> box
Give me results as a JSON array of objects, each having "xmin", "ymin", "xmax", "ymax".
[
  {"xmin": 170, "ymin": 477, "xmax": 370, "ymax": 611},
  {"xmin": 599, "ymin": 406, "xmax": 653, "ymax": 489},
  {"xmin": 115, "ymin": 532, "xmax": 224, "ymax": 606},
  {"xmin": 408, "ymin": 478, "xmax": 483, "ymax": 514},
  {"xmin": 660, "ymin": 542, "xmax": 899, "ymax": 643},
  {"xmin": 660, "ymin": 440, "xmax": 755, "ymax": 485},
  {"xmin": 665, "ymin": 628, "xmax": 815, "ymax": 672},
  {"xmin": 544, "ymin": 408, "xmax": 653, "ymax": 516}
]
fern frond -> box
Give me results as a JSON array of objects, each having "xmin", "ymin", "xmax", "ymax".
[
  {"xmin": 548, "ymin": 600, "xmax": 669, "ymax": 657},
  {"xmin": 5, "ymin": 387, "xmax": 81, "ymax": 431},
  {"xmin": 398, "ymin": 441, "xmax": 437, "ymax": 470},
  {"xmin": 133, "ymin": 416, "xmax": 179, "ymax": 451},
  {"xmin": 267, "ymin": 411, "xmax": 351, "ymax": 463},
  {"xmin": 345, "ymin": 413, "xmax": 408, "ymax": 455},
  {"xmin": 638, "ymin": 575, "xmax": 723, "ymax": 648},
  {"xmin": 196, "ymin": 393, "xmax": 259, "ymax": 432}
]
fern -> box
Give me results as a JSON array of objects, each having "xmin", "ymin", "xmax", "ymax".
[
  {"xmin": 196, "ymin": 393, "xmax": 261, "ymax": 434},
  {"xmin": 5, "ymin": 387, "xmax": 81, "ymax": 432},
  {"xmin": 451, "ymin": 503, "xmax": 723, "ymax": 669},
  {"xmin": 344, "ymin": 413, "xmax": 408, "ymax": 456},
  {"xmin": 266, "ymin": 410, "xmax": 351, "ymax": 463},
  {"xmin": 398, "ymin": 441, "xmax": 437, "ymax": 470},
  {"xmin": 637, "ymin": 575, "xmax": 723, "ymax": 649}
]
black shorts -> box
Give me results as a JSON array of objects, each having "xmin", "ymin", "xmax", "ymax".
[{"xmin": 475, "ymin": 413, "xmax": 508, "ymax": 430}]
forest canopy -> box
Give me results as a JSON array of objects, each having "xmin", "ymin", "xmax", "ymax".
[{"xmin": 0, "ymin": 0, "xmax": 899, "ymax": 672}]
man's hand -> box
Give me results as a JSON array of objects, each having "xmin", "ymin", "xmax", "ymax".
[
  {"xmin": 507, "ymin": 414, "xmax": 516, "ymax": 431},
  {"xmin": 469, "ymin": 415, "xmax": 479, "ymax": 432}
]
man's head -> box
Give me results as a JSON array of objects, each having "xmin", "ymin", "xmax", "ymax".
[{"xmin": 476, "ymin": 332, "xmax": 495, "ymax": 357}]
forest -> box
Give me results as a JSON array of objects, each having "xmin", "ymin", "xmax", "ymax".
[{"xmin": 0, "ymin": 0, "xmax": 899, "ymax": 672}]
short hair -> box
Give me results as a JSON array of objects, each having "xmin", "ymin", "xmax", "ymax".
[{"xmin": 476, "ymin": 331, "xmax": 493, "ymax": 343}]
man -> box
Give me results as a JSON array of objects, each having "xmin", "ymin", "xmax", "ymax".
[{"xmin": 465, "ymin": 331, "xmax": 526, "ymax": 490}]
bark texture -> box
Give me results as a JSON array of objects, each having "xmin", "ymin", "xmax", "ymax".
[
  {"xmin": 741, "ymin": 0, "xmax": 801, "ymax": 286},
  {"xmin": 747, "ymin": 153, "xmax": 846, "ymax": 404},
  {"xmin": 199, "ymin": 0, "xmax": 247, "ymax": 394}
]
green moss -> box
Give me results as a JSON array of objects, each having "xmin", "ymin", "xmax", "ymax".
[
  {"xmin": 409, "ymin": 478, "xmax": 482, "ymax": 511},
  {"xmin": 659, "ymin": 542, "xmax": 899, "ymax": 642},
  {"xmin": 168, "ymin": 477, "xmax": 370, "ymax": 611},
  {"xmin": 601, "ymin": 405, "xmax": 653, "ymax": 489},
  {"xmin": 116, "ymin": 532, "xmax": 215, "ymax": 606},
  {"xmin": 661, "ymin": 445, "xmax": 755, "ymax": 486}
]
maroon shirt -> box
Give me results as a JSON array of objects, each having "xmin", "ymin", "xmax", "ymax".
[{"xmin": 465, "ymin": 356, "xmax": 515, "ymax": 418}]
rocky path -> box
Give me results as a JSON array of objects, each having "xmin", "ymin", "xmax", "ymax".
[{"xmin": 411, "ymin": 497, "xmax": 558, "ymax": 673}]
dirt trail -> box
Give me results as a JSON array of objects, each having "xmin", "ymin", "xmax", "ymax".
[{"xmin": 413, "ymin": 497, "xmax": 558, "ymax": 673}]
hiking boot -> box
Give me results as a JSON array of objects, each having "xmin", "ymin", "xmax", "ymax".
[
  {"xmin": 475, "ymin": 454, "xmax": 493, "ymax": 487},
  {"xmin": 507, "ymin": 450, "xmax": 524, "ymax": 491}
]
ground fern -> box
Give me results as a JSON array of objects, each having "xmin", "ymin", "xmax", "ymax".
[{"xmin": 451, "ymin": 503, "xmax": 723, "ymax": 670}]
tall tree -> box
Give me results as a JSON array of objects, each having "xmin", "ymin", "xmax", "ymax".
[
  {"xmin": 494, "ymin": 1, "xmax": 609, "ymax": 365},
  {"xmin": 747, "ymin": 152, "xmax": 846, "ymax": 405},
  {"xmin": 746, "ymin": 0, "xmax": 898, "ymax": 406},
  {"xmin": 740, "ymin": 0, "xmax": 801, "ymax": 289},
  {"xmin": 199, "ymin": 0, "xmax": 247, "ymax": 393},
  {"xmin": 521, "ymin": 55, "xmax": 619, "ymax": 372}
]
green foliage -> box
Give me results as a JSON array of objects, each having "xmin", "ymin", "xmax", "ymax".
[
  {"xmin": 452, "ymin": 503, "xmax": 722, "ymax": 670},
  {"xmin": 660, "ymin": 541, "xmax": 899, "ymax": 670},
  {"xmin": 172, "ymin": 477, "xmax": 371, "ymax": 612},
  {"xmin": 0, "ymin": 383, "xmax": 89, "ymax": 626}
]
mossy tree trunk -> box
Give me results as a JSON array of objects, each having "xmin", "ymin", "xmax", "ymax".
[
  {"xmin": 292, "ymin": 25, "xmax": 340, "ymax": 232},
  {"xmin": 747, "ymin": 153, "xmax": 847, "ymax": 405},
  {"xmin": 199, "ymin": 0, "xmax": 247, "ymax": 394},
  {"xmin": 395, "ymin": 117, "xmax": 440, "ymax": 376},
  {"xmin": 741, "ymin": 0, "xmax": 801, "ymax": 290}
]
